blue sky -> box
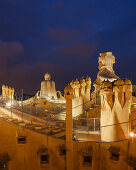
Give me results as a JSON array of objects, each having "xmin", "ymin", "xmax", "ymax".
[{"xmin": 0, "ymin": 0, "xmax": 136, "ymax": 94}]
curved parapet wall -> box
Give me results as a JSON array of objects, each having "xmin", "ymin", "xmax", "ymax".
[{"xmin": 100, "ymin": 79, "xmax": 132, "ymax": 142}]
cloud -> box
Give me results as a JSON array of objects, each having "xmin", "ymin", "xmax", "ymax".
[
  {"xmin": 51, "ymin": 2, "xmax": 64, "ymax": 9},
  {"xmin": 56, "ymin": 41, "xmax": 97, "ymax": 59},
  {"xmin": 37, "ymin": 62, "xmax": 56, "ymax": 72},
  {"xmin": 0, "ymin": 40, "xmax": 96, "ymax": 94},
  {"xmin": 0, "ymin": 60, "xmax": 57, "ymax": 94},
  {"xmin": 0, "ymin": 41, "xmax": 24, "ymax": 58},
  {"xmin": 47, "ymin": 27, "xmax": 84, "ymax": 42},
  {"xmin": 0, "ymin": 40, "xmax": 24, "ymax": 72},
  {"xmin": 0, "ymin": 40, "xmax": 59, "ymax": 94}
]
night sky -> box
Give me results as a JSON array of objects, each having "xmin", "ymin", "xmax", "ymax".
[{"xmin": 0, "ymin": 0, "xmax": 136, "ymax": 94}]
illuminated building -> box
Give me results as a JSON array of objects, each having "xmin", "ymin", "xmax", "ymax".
[{"xmin": 0, "ymin": 52, "xmax": 136, "ymax": 170}]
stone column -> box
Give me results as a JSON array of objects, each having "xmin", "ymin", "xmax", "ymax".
[
  {"xmin": 74, "ymin": 79, "xmax": 80, "ymax": 98},
  {"xmin": 11, "ymin": 88, "xmax": 14, "ymax": 100},
  {"xmin": 84, "ymin": 76, "xmax": 91, "ymax": 109},
  {"xmin": 5, "ymin": 86, "xmax": 8, "ymax": 98},
  {"xmin": 64, "ymin": 85, "xmax": 75, "ymax": 170},
  {"xmin": 85, "ymin": 76, "xmax": 91, "ymax": 102},
  {"xmin": 80, "ymin": 77, "xmax": 86, "ymax": 97},
  {"xmin": 2, "ymin": 85, "xmax": 5, "ymax": 98},
  {"xmin": 9, "ymin": 87, "xmax": 12, "ymax": 98}
]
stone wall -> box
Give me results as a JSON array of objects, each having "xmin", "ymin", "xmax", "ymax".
[{"xmin": 0, "ymin": 117, "xmax": 135, "ymax": 170}]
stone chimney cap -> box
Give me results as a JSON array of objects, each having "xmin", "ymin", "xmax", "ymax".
[
  {"xmin": 44, "ymin": 72, "xmax": 51, "ymax": 81},
  {"xmin": 64, "ymin": 84, "xmax": 74, "ymax": 95},
  {"xmin": 86, "ymin": 75, "xmax": 91, "ymax": 81}
]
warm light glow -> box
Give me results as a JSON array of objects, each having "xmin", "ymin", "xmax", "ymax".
[
  {"xmin": 6, "ymin": 102, "xmax": 11, "ymax": 107},
  {"xmin": 130, "ymin": 132, "xmax": 135, "ymax": 137}
]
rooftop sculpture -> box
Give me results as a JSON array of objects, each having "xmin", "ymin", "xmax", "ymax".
[
  {"xmin": 92, "ymin": 52, "xmax": 119, "ymax": 104},
  {"xmin": 40, "ymin": 73, "xmax": 57, "ymax": 100},
  {"xmin": 95, "ymin": 51, "xmax": 119, "ymax": 84}
]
